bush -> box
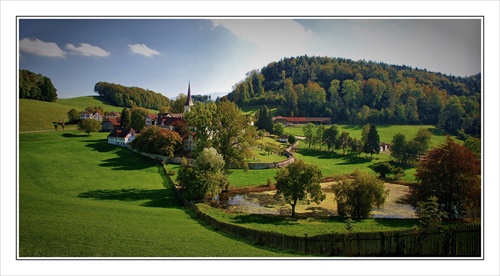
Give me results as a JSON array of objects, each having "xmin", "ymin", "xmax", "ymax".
[{"xmin": 332, "ymin": 171, "xmax": 389, "ymax": 219}]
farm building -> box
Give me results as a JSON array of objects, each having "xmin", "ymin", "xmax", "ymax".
[
  {"xmin": 272, "ymin": 116, "xmax": 332, "ymax": 126},
  {"xmin": 107, "ymin": 127, "xmax": 136, "ymax": 147}
]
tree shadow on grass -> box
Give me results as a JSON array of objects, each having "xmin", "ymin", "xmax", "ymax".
[
  {"xmin": 428, "ymin": 127, "xmax": 448, "ymax": 137},
  {"xmin": 373, "ymin": 218, "xmax": 419, "ymax": 228},
  {"xmin": 62, "ymin": 133, "xmax": 88, "ymax": 138},
  {"xmin": 336, "ymin": 155, "xmax": 372, "ymax": 165},
  {"xmin": 297, "ymin": 148, "xmax": 338, "ymax": 159},
  {"xmin": 84, "ymin": 139, "xmax": 118, "ymax": 153},
  {"xmin": 84, "ymin": 140, "xmax": 158, "ymax": 170},
  {"xmin": 78, "ymin": 188, "xmax": 183, "ymax": 209}
]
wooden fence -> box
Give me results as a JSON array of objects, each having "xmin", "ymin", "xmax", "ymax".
[{"xmin": 160, "ymin": 165, "xmax": 481, "ymax": 257}]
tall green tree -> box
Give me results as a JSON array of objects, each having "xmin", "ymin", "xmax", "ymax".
[
  {"xmin": 67, "ymin": 108, "xmax": 80, "ymax": 123},
  {"xmin": 78, "ymin": 119, "xmax": 101, "ymax": 135},
  {"xmin": 130, "ymin": 107, "xmax": 149, "ymax": 132},
  {"xmin": 255, "ymin": 105, "xmax": 273, "ymax": 133},
  {"xmin": 332, "ymin": 170, "xmax": 389, "ymax": 219},
  {"xmin": 322, "ymin": 125, "xmax": 339, "ymax": 152},
  {"xmin": 177, "ymin": 148, "xmax": 229, "ymax": 200},
  {"xmin": 338, "ymin": 131, "xmax": 352, "ymax": 155},
  {"xmin": 273, "ymin": 122, "xmax": 285, "ymax": 136},
  {"xmin": 283, "ymin": 78, "xmax": 298, "ymax": 116},
  {"xmin": 405, "ymin": 96, "xmax": 419, "ymax": 124},
  {"xmin": 171, "ymin": 93, "xmax": 188, "ymax": 113},
  {"xmin": 184, "ymin": 102, "xmax": 217, "ymax": 153},
  {"xmin": 439, "ymin": 96, "xmax": 465, "ymax": 134},
  {"xmin": 185, "ymin": 101, "xmax": 256, "ymax": 170},
  {"xmin": 341, "ymin": 79, "xmax": 360, "ymax": 110},
  {"xmin": 274, "ymin": 160, "xmax": 324, "ymax": 217},
  {"xmin": 362, "ymin": 124, "xmax": 380, "ymax": 158},
  {"xmin": 212, "ymin": 100, "xmax": 256, "ymax": 170},
  {"xmin": 302, "ymin": 123, "xmax": 315, "ymax": 148}
]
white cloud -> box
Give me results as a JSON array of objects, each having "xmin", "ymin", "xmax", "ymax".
[
  {"xmin": 128, "ymin": 44, "xmax": 160, "ymax": 57},
  {"xmin": 65, "ymin": 43, "xmax": 110, "ymax": 57},
  {"xmin": 211, "ymin": 19, "xmax": 317, "ymax": 76},
  {"xmin": 19, "ymin": 37, "xmax": 66, "ymax": 58}
]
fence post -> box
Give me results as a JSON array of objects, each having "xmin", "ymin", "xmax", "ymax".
[{"xmin": 304, "ymin": 233, "xmax": 308, "ymax": 255}]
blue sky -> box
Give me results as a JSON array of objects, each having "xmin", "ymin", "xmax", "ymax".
[{"xmin": 19, "ymin": 18, "xmax": 481, "ymax": 99}]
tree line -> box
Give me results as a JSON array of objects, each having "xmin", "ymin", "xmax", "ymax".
[
  {"xmin": 227, "ymin": 55, "xmax": 480, "ymax": 137},
  {"xmin": 94, "ymin": 82, "xmax": 171, "ymax": 110},
  {"xmin": 19, "ymin": 69, "xmax": 58, "ymax": 102}
]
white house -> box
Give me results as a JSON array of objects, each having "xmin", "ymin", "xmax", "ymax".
[
  {"xmin": 183, "ymin": 132, "xmax": 196, "ymax": 152},
  {"xmin": 107, "ymin": 127, "xmax": 136, "ymax": 147},
  {"xmin": 145, "ymin": 114, "xmax": 157, "ymax": 127},
  {"xmin": 80, "ymin": 111, "xmax": 93, "ymax": 120},
  {"xmin": 93, "ymin": 112, "xmax": 103, "ymax": 122}
]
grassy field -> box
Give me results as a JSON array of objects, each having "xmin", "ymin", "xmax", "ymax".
[
  {"xmin": 18, "ymin": 131, "xmax": 300, "ymax": 257},
  {"xmin": 285, "ymin": 124, "xmax": 454, "ymax": 147},
  {"xmin": 240, "ymin": 104, "xmax": 278, "ymax": 116},
  {"xmin": 19, "ymin": 97, "xmax": 158, "ymax": 132},
  {"xmin": 197, "ymin": 203, "xmax": 422, "ymax": 236}
]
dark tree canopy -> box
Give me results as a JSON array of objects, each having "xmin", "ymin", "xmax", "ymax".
[
  {"xmin": 255, "ymin": 105, "xmax": 274, "ymax": 133},
  {"xmin": 130, "ymin": 126, "xmax": 182, "ymax": 157},
  {"xmin": 411, "ymin": 137, "xmax": 481, "ymax": 219},
  {"xmin": 94, "ymin": 81, "xmax": 170, "ymax": 110},
  {"xmin": 19, "ymin": 69, "xmax": 58, "ymax": 102}
]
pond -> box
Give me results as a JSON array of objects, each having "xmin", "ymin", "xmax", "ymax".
[{"xmin": 225, "ymin": 183, "xmax": 416, "ymax": 218}]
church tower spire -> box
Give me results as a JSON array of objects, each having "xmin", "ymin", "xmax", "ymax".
[{"xmin": 184, "ymin": 81, "xmax": 193, "ymax": 113}]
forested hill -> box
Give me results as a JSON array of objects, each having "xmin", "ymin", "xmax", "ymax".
[
  {"xmin": 227, "ymin": 56, "xmax": 481, "ymax": 137},
  {"xmin": 94, "ymin": 81, "xmax": 171, "ymax": 110}
]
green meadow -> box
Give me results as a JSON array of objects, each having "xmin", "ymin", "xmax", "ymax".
[
  {"xmin": 20, "ymin": 97, "xmax": 158, "ymax": 132},
  {"xmin": 18, "ymin": 131, "xmax": 298, "ymax": 257}
]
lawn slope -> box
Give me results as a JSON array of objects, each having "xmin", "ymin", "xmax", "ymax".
[
  {"xmin": 19, "ymin": 97, "xmax": 158, "ymax": 132},
  {"xmin": 19, "ymin": 131, "xmax": 297, "ymax": 257}
]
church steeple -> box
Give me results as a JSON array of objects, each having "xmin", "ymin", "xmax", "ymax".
[{"xmin": 184, "ymin": 81, "xmax": 193, "ymax": 113}]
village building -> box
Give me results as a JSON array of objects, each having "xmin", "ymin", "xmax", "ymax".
[
  {"xmin": 80, "ymin": 111, "xmax": 93, "ymax": 120},
  {"xmin": 92, "ymin": 112, "xmax": 103, "ymax": 122},
  {"xmin": 158, "ymin": 116, "xmax": 186, "ymax": 131},
  {"xmin": 272, "ymin": 116, "xmax": 332, "ymax": 126},
  {"xmin": 145, "ymin": 114, "xmax": 157, "ymax": 127},
  {"xmin": 107, "ymin": 127, "xmax": 136, "ymax": 147},
  {"xmin": 80, "ymin": 111, "xmax": 103, "ymax": 121},
  {"xmin": 101, "ymin": 118, "xmax": 121, "ymax": 132},
  {"xmin": 183, "ymin": 132, "xmax": 196, "ymax": 152},
  {"xmin": 105, "ymin": 111, "xmax": 120, "ymax": 119},
  {"xmin": 184, "ymin": 81, "xmax": 194, "ymax": 113}
]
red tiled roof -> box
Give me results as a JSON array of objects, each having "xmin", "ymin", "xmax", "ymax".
[
  {"xmin": 108, "ymin": 127, "xmax": 135, "ymax": 138},
  {"xmin": 272, "ymin": 116, "xmax": 331, "ymax": 123},
  {"xmin": 161, "ymin": 117, "xmax": 186, "ymax": 126},
  {"xmin": 107, "ymin": 111, "xmax": 120, "ymax": 117},
  {"xmin": 103, "ymin": 118, "xmax": 120, "ymax": 126}
]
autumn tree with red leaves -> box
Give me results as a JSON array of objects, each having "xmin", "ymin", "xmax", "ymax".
[
  {"xmin": 410, "ymin": 136, "xmax": 481, "ymax": 219},
  {"xmin": 130, "ymin": 125, "xmax": 182, "ymax": 157}
]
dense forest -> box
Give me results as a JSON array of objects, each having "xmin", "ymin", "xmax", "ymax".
[
  {"xmin": 94, "ymin": 82, "xmax": 171, "ymax": 110},
  {"xmin": 227, "ymin": 56, "xmax": 481, "ymax": 137},
  {"xmin": 19, "ymin": 69, "xmax": 58, "ymax": 102}
]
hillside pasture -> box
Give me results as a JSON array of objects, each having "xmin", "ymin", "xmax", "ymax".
[
  {"xmin": 18, "ymin": 131, "xmax": 298, "ymax": 257},
  {"xmin": 19, "ymin": 97, "xmax": 158, "ymax": 132}
]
